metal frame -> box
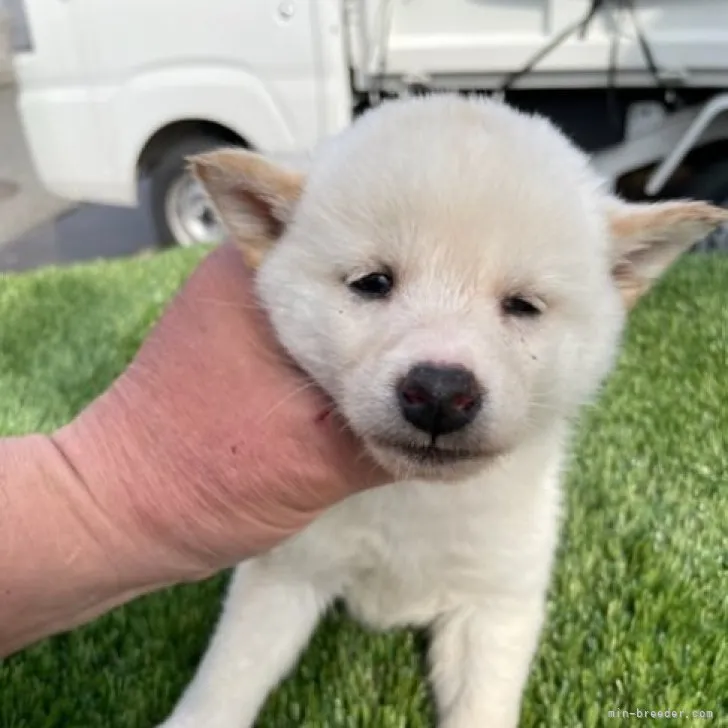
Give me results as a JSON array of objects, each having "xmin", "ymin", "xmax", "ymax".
[
  {"xmin": 645, "ymin": 93, "xmax": 728, "ymax": 196},
  {"xmin": 591, "ymin": 96, "xmax": 728, "ymax": 193}
]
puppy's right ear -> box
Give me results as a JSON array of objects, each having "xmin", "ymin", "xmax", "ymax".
[{"xmin": 189, "ymin": 148, "xmax": 305, "ymax": 268}]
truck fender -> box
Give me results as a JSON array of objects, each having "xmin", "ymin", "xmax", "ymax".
[{"xmin": 111, "ymin": 65, "xmax": 297, "ymax": 204}]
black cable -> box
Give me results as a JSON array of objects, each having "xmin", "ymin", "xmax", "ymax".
[
  {"xmin": 606, "ymin": 2, "xmax": 622, "ymax": 133},
  {"xmin": 626, "ymin": 0, "xmax": 662, "ymax": 84},
  {"xmin": 624, "ymin": 0, "xmax": 682, "ymax": 109},
  {"xmin": 579, "ymin": 0, "xmax": 609, "ymax": 40},
  {"xmin": 498, "ymin": 0, "xmax": 682, "ymax": 113},
  {"xmin": 498, "ymin": 0, "xmax": 607, "ymax": 93}
]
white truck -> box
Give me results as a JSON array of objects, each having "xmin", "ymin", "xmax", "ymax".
[{"xmin": 5, "ymin": 0, "xmax": 728, "ymax": 249}]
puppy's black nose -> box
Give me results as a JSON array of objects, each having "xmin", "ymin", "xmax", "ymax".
[{"xmin": 397, "ymin": 363, "xmax": 483, "ymax": 437}]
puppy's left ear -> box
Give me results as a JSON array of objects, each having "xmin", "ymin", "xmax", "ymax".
[
  {"xmin": 607, "ymin": 199, "xmax": 728, "ymax": 308},
  {"xmin": 189, "ymin": 148, "xmax": 305, "ymax": 268}
]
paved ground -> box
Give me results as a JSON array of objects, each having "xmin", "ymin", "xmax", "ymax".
[
  {"xmin": 0, "ymin": 189, "xmax": 159, "ymax": 272},
  {"xmin": 0, "ymin": 84, "xmax": 157, "ymax": 272}
]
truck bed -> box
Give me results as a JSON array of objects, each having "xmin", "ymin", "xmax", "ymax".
[{"xmin": 348, "ymin": 0, "xmax": 728, "ymax": 91}]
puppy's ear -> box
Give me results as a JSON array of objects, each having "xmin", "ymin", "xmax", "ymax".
[
  {"xmin": 189, "ymin": 148, "xmax": 304, "ymax": 268},
  {"xmin": 607, "ymin": 199, "xmax": 728, "ymax": 308}
]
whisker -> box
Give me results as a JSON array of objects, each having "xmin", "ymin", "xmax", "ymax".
[{"xmin": 257, "ymin": 380, "xmax": 318, "ymax": 425}]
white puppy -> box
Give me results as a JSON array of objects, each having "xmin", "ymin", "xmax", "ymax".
[{"xmin": 158, "ymin": 95, "xmax": 726, "ymax": 728}]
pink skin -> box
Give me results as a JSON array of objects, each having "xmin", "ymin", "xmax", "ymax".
[{"xmin": 0, "ymin": 243, "xmax": 387, "ymax": 658}]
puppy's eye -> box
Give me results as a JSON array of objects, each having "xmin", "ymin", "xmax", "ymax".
[
  {"xmin": 348, "ymin": 271, "xmax": 394, "ymax": 299},
  {"xmin": 501, "ymin": 295, "xmax": 542, "ymax": 317}
]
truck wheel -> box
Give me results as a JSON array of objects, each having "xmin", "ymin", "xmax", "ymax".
[
  {"xmin": 150, "ymin": 136, "xmax": 228, "ymax": 248},
  {"xmin": 684, "ymin": 159, "xmax": 728, "ymax": 253}
]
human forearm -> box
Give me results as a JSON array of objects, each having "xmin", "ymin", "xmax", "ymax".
[{"xmin": 0, "ymin": 433, "xmax": 185, "ymax": 658}]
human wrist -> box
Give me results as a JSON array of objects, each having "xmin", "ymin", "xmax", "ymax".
[
  {"xmin": 51, "ymin": 383, "xmax": 223, "ymax": 583},
  {"xmin": 0, "ymin": 433, "xmax": 187, "ymax": 657}
]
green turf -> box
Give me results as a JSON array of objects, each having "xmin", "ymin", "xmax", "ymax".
[{"xmin": 0, "ymin": 249, "xmax": 726, "ymax": 727}]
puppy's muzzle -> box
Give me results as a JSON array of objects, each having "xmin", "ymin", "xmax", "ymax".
[{"xmin": 396, "ymin": 363, "xmax": 483, "ymax": 437}]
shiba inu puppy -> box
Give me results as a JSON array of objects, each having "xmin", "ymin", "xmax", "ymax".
[{"xmin": 157, "ymin": 95, "xmax": 727, "ymax": 728}]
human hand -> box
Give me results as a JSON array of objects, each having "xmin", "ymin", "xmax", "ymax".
[{"xmin": 53, "ymin": 243, "xmax": 388, "ymax": 581}]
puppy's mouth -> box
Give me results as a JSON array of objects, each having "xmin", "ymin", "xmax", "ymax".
[{"xmin": 372, "ymin": 437, "xmax": 482, "ymax": 466}]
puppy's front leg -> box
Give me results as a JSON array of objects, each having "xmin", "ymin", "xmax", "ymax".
[
  {"xmin": 158, "ymin": 559, "xmax": 332, "ymax": 728},
  {"xmin": 429, "ymin": 597, "xmax": 545, "ymax": 728}
]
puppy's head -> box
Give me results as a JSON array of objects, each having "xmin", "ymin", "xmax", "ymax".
[{"xmin": 191, "ymin": 96, "xmax": 727, "ymax": 480}]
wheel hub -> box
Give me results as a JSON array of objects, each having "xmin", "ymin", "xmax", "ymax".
[{"xmin": 165, "ymin": 173, "xmax": 225, "ymax": 247}]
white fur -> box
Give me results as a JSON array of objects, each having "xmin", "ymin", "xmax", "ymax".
[{"xmin": 158, "ymin": 96, "xmax": 716, "ymax": 728}]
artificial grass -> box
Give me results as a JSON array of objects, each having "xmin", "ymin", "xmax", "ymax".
[{"xmin": 0, "ymin": 248, "xmax": 726, "ymax": 728}]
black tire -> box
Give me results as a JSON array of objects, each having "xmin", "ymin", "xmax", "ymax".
[
  {"xmin": 682, "ymin": 159, "xmax": 728, "ymax": 253},
  {"xmin": 149, "ymin": 135, "xmax": 226, "ymax": 248}
]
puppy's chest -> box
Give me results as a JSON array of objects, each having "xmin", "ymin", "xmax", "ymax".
[{"xmin": 295, "ymin": 482, "xmax": 538, "ymax": 628}]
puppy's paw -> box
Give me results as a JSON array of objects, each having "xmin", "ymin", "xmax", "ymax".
[
  {"xmin": 155, "ymin": 717, "xmax": 247, "ymax": 728},
  {"xmin": 440, "ymin": 709, "xmax": 520, "ymax": 728},
  {"xmin": 154, "ymin": 720, "xmax": 196, "ymax": 728},
  {"xmin": 441, "ymin": 720, "xmax": 518, "ymax": 728}
]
